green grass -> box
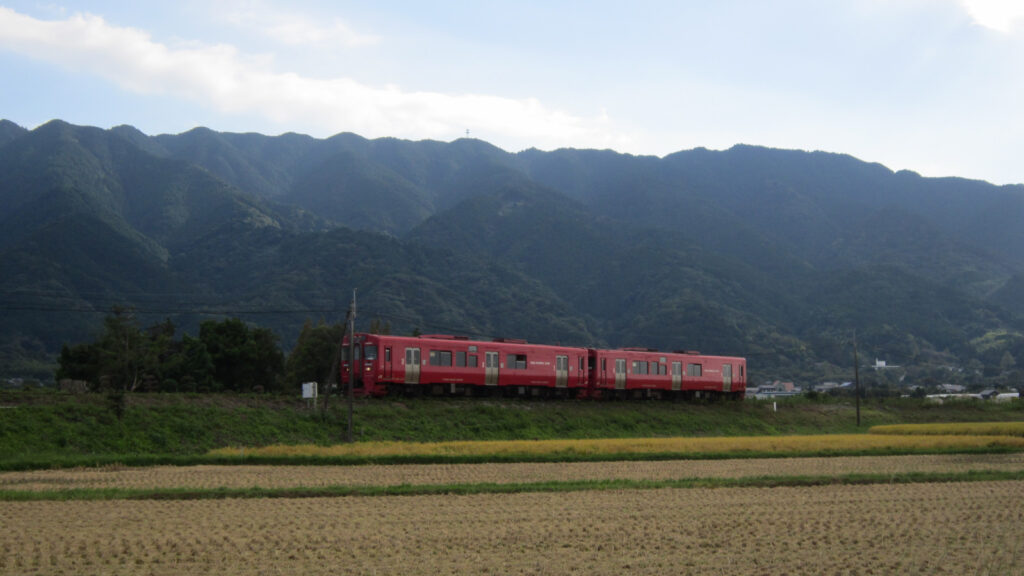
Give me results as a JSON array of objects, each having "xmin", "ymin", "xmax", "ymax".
[
  {"xmin": 2, "ymin": 391, "xmax": 1022, "ymax": 466},
  {"xmin": 5, "ymin": 444, "xmax": 1022, "ymax": 472},
  {"xmin": 2, "ymin": 469, "xmax": 1022, "ymax": 502}
]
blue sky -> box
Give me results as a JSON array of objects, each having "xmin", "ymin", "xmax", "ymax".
[{"xmin": 2, "ymin": 1, "xmax": 1023, "ymax": 184}]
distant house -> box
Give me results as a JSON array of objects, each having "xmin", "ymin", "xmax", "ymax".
[
  {"xmin": 813, "ymin": 381, "xmax": 852, "ymax": 393},
  {"xmin": 753, "ymin": 381, "xmax": 802, "ymax": 399},
  {"xmin": 925, "ymin": 394, "xmax": 982, "ymax": 403}
]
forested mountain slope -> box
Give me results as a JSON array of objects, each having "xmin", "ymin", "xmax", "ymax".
[{"xmin": 2, "ymin": 119, "xmax": 1023, "ymax": 384}]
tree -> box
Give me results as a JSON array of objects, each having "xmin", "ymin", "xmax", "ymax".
[
  {"xmin": 284, "ymin": 320, "xmax": 344, "ymax": 392},
  {"xmin": 97, "ymin": 306, "xmax": 153, "ymax": 394},
  {"xmin": 57, "ymin": 312, "xmax": 285, "ymax": 395},
  {"xmin": 160, "ymin": 334, "xmax": 214, "ymax": 392},
  {"xmin": 251, "ymin": 326, "xmax": 285, "ymax": 392},
  {"xmin": 199, "ymin": 318, "xmax": 284, "ymax": 392},
  {"xmin": 1000, "ymin": 351, "xmax": 1016, "ymax": 373},
  {"xmin": 55, "ymin": 341, "xmax": 101, "ymax": 386}
]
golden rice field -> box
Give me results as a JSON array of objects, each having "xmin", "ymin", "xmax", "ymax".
[
  {"xmin": 1, "ymin": 452, "xmax": 1023, "ymax": 492},
  {"xmin": 870, "ymin": 421, "xmax": 1024, "ymax": 437},
  {"xmin": 1, "ymin": 481, "xmax": 1021, "ymax": 575},
  {"xmin": 208, "ymin": 432, "xmax": 1024, "ymax": 459}
]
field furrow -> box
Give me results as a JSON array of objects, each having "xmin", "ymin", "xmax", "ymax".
[
  {"xmin": 3, "ymin": 452, "xmax": 1023, "ymax": 491},
  {"xmin": 1, "ymin": 480, "xmax": 1021, "ymax": 575}
]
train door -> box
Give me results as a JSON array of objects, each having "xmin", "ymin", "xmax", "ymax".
[
  {"xmin": 672, "ymin": 361, "xmax": 682, "ymax": 391},
  {"xmin": 614, "ymin": 358, "xmax": 626, "ymax": 390},
  {"xmin": 405, "ymin": 348, "xmax": 420, "ymax": 385},
  {"xmin": 555, "ymin": 355, "xmax": 568, "ymax": 388},
  {"xmin": 722, "ymin": 363, "xmax": 733, "ymax": 393},
  {"xmin": 485, "ymin": 351, "xmax": 500, "ymax": 386}
]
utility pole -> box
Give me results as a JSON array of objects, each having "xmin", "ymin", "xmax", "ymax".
[
  {"xmin": 853, "ymin": 330, "xmax": 861, "ymax": 428},
  {"xmin": 347, "ymin": 289, "xmax": 357, "ymax": 443}
]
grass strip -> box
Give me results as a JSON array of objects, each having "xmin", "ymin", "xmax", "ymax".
[
  {"xmin": 208, "ymin": 433, "xmax": 1024, "ymax": 460},
  {"xmin": 869, "ymin": 422, "xmax": 1024, "ymax": 437},
  {"xmin": 3, "ymin": 444, "xmax": 1024, "ymax": 472},
  {"xmin": 2, "ymin": 469, "xmax": 1022, "ymax": 502}
]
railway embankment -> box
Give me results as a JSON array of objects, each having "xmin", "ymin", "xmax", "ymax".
[{"xmin": 2, "ymin": 391, "xmax": 1022, "ymax": 469}]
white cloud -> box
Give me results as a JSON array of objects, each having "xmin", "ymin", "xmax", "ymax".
[
  {"xmin": 959, "ymin": 0, "xmax": 1024, "ymax": 33},
  {"xmin": 212, "ymin": 0, "xmax": 380, "ymax": 47},
  {"xmin": 0, "ymin": 6, "xmax": 620, "ymax": 149}
]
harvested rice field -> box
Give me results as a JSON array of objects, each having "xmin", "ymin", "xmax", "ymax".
[
  {"xmin": 2, "ymin": 452, "xmax": 1024, "ymax": 492},
  {"xmin": 1, "ymin": 480, "xmax": 1021, "ymax": 575}
]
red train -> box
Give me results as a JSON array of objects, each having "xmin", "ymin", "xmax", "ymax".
[{"xmin": 340, "ymin": 333, "xmax": 746, "ymax": 399}]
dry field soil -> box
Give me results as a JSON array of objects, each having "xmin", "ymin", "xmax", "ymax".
[{"xmin": 1, "ymin": 481, "xmax": 1021, "ymax": 575}]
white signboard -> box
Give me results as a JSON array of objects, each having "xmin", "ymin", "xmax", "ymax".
[{"xmin": 302, "ymin": 382, "xmax": 318, "ymax": 399}]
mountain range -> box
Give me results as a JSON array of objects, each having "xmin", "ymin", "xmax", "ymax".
[{"xmin": 3, "ymin": 118, "xmax": 1024, "ymax": 386}]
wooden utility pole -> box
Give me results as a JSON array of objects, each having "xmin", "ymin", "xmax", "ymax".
[
  {"xmin": 853, "ymin": 330, "xmax": 861, "ymax": 428},
  {"xmin": 346, "ymin": 289, "xmax": 357, "ymax": 443}
]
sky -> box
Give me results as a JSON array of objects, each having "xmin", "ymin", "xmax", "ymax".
[{"xmin": 1, "ymin": 1, "xmax": 1023, "ymax": 184}]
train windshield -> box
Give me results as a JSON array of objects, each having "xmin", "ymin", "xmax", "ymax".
[
  {"xmin": 364, "ymin": 345, "xmax": 378, "ymax": 360},
  {"xmin": 341, "ymin": 346, "xmax": 361, "ymax": 362}
]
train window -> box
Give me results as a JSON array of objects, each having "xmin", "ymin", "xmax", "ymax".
[
  {"xmin": 687, "ymin": 363, "xmax": 703, "ymax": 377},
  {"xmin": 632, "ymin": 361, "xmax": 648, "ymax": 375},
  {"xmin": 364, "ymin": 345, "xmax": 378, "ymax": 360},
  {"xmin": 456, "ymin": 351, "xmax": 467, "ymax": 367},
  {"xmin": 469, "ymin": 345, "xmax": 478, "ymax": 353},
  {"xmin": 672, "ymin": 362, "xmax": 681, "ymax": 376},
  {"xmin": 469, "ymin": 355, "xmax": 478, "ymax": 367},
  {"xmin": 741, "ymin": 365, "xmax": 745, "ymax": 378},
  {"xmin": 507, "ymin": 354, "xmax": 527, "ymax": 370},
  {"xmin": 385, "ymin": 348, "xmax": 391, "ymax": 362},
  {"xmin": 556, "ymin": 356, "xmax": 568, "ymax": 371},
  {"xmin": 615, "ymin": 359, "xmax": 625, "ymax": 374},
  {"xmin": 579, "ymin": 357, "xmax": 585, "ymax": 371},
  {"xmin": 429, "ymin": 350, "xmax": 453, "ymax": 367}
]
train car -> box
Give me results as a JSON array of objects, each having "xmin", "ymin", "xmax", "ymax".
[
  {"xmin": 340, "ymin": 333, "xmax": 589, "ymax": 397},
  {"xmin": 589, "ymin": 347, "xmax": 746, "ymax": 399}
]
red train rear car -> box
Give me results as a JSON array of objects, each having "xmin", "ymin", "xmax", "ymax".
[{"xmin": 589, "ymin": 348, "xmax": 746, "ymax": 400}]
